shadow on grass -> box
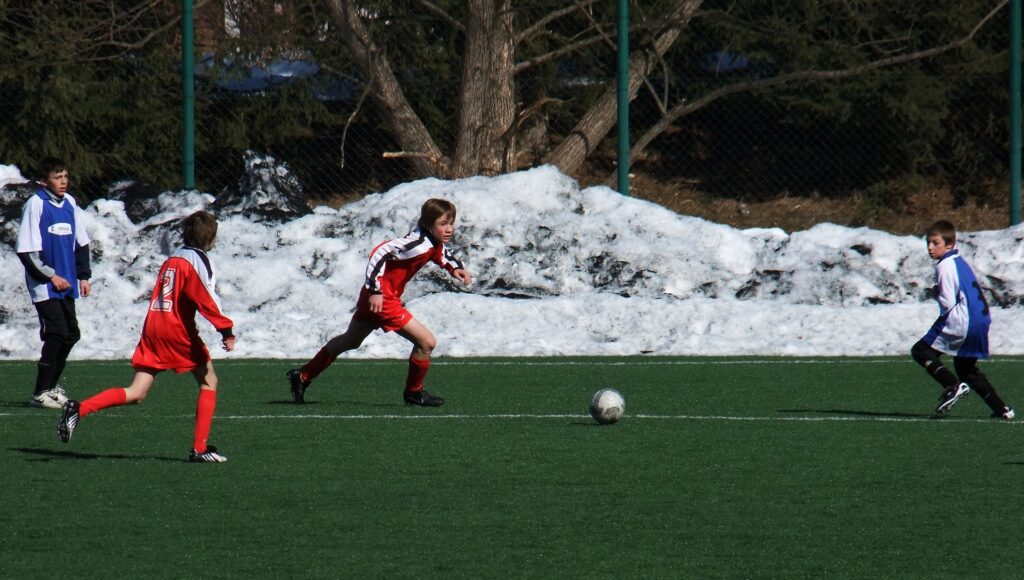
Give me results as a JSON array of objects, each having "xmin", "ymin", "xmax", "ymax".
[
  {"xmin": 11, "ymin": 447, "xmax": 182, "ymax": 462},
  {"xmin": 778, "ymin": 408, "xmax": 937, "ymax": 419},
  {"xmin": 0, "ymin": 401, "xmax": 44, "ymax": 409}
]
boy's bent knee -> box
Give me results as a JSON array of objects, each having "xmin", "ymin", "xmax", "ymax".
[
  {"xmin": 911, "ymin": 340, "xmax": 939, "ymax": 366},
  {"xmin": 417, "ymin": 339, "xmax": 436, "ymax": 356}
]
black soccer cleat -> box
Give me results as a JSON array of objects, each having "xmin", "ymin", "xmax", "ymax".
[
  {"xmin": 936, "ymin": 382, "xmax": 971, "ymax": 415},
  {"xmin": 189, "ymin": 445, "xmax": 228, "ymax": 463},
  {"xmin": 57, "ymin": 399, "xmax": 80, "ymax": 443},
  {"xmin": 403, "ymin": 389, "xmax": 445, "ymax": 407},
  {"xmin": 287, "ymin": 369, "xmax": 309, "ymax": 404}
]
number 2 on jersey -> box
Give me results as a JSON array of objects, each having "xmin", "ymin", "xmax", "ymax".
[{"xmin": 150, "ymin": 268, "xmax": 176, "ymax": 312}]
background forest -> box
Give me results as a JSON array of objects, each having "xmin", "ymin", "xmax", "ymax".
[{"xmin": 0, "ymin": 0, "xmax": 1014, "ymax": 232}]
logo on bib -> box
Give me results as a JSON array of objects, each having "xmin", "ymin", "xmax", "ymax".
[{"xmin": 47, "ymin": 223, "xmax": 72, "ymax": 235}]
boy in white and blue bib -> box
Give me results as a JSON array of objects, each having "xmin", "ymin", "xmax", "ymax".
[
  {"xmin": 15, "ymin": 158, "xmax": 92, "ymax": 409},
  {"xmin": 911, "ymin": 220, "xmax": 1013, "ymax": 419}
]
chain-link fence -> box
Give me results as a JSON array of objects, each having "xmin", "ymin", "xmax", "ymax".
[{"xmin": 0, "ymin": 1, "xmax": 1012, "ymax": 215}]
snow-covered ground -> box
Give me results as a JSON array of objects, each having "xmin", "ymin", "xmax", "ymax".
[{"xmin": 2, "ymin": 162, "xmax": 1024, "ymax": 360}]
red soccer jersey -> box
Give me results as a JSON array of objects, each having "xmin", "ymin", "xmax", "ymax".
[
  {"xmin": 131, "ymin": 247, "xmax": 233, "ymax": 372},
  {"xmin": 364, "ymin": 226, "xmax": 464, "ymax": 299}
]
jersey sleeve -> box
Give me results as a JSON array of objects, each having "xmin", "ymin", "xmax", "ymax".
[
  {"xmin": 934, "ymin": 259, "xmax": 959, "ymax": 315},
  {"xmin": 15, "ymin": 196, "xmax": 43, "ymax": 253},
  {"xmin": 71, "ymin": 196, "xmax": 92, "ymax": 247},
  {"xmin": 364, "ymin": 239, "xmax": 399, "ymax": 294},
  {"xmin": 434, "ymin": 244, "xmax": 464, "ymax": 274},
  {"xmin": 179, "ymin": 259, "xmax": 234, "ymax": 333}
]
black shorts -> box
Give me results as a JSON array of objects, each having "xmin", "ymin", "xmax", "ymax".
[{"xmin": 34, "ymin": 297, "xmax": 80, "ymax": 343}]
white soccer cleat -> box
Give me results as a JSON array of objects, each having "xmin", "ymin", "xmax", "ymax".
[
  {"xmin": 991, "ymin": 406, "xmax": 1015, "ymax": 421},
  {"xmin": 49, "ymin": 386, "xmax": 69, "ymax": 405},
  {"xmin": 28, "ymin": 390, "xmax": 64, "ymax": 409}
]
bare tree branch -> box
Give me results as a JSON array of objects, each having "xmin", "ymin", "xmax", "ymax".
[
  {"xmin": 627, "ymin": 0, "xmax": 1010, "ymax": 172},
  {"xmin": 416, "ymin": 0, "xmax": 465, "ymax": 32},
  {"xmin": 516, "ymin": 0, "xmax": 597, "ymax": 44},
  {"xmin": 326, "ymin": 0, "xmax": 449, "ymax": 176},
  {"xmin": 500, "ymin": 96, "xmax": 563, "ymax": 172},
  {"xmin": 543, "ymin": 0, "xmax": 704, "ymax": 174},
  {"xmin": 514, "ymin": 32, "xmax": 610, "ymax": 74},
  {"xmin": 340, "ymin": 78, "xmax": 375, "ymax": 170},
  {"xmin": 49, "ymin": 0, "xmax": 215, "ymax": 65}
]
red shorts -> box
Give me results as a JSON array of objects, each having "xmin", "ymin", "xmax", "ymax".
[
  {"xmin": 352, "ymin": 288, "xmax": 413, "ymax": 332},
  {"xmin": 131, "ymin": 333, "xmax": 210, "ymax": 374}
]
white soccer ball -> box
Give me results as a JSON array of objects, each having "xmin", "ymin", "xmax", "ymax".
[{"xmin": 589, "ymin": 388, "xmax": 625, "ymax": 425}]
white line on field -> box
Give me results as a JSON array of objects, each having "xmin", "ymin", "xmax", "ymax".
[
  {"xmin": 4, "ymin": 358, "xmax": 1024, "ymax": 368},
  {"xmin": 1, "ymin": 412, "xmax": 1017, "ymax": 425}
]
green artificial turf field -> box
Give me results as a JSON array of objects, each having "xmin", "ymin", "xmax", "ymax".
[{"xmin": 1, "ymin": 356, "xmax": 1020, "ymax": 578}]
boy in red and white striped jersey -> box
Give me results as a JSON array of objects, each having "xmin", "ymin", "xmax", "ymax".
[
  {"xmin": 288, "ymin": 198, "xmax": 472, "ymax": 406},
  {"xmin": 56, "ymin": 211, "xmax": 237, "ymax": 462}
]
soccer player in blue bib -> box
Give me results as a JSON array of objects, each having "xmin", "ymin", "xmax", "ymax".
[
  {"xmin": 15, "ymin": 158, "xmax": 92, "ymax": 409},
  {"xmin": 911, "ymin": 220, "xmax": 1013, "ymax": 419}
]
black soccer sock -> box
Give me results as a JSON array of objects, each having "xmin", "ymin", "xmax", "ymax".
[
  {"xmin": 955, "ymin": 361, "xmax": 1008, "ymax": 412},
  {"xmin": 910, "ymin": 340, "xmax": 959, "ymax": 389},
  {"xmin": 49, "ymin": 340, "xmax": 76, "ymax": 389},
  {"xmin": 34, "ymin": 338, "xmax": 63, "ymax": 395}
]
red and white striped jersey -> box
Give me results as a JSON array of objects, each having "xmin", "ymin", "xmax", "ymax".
[
  {"xmin": 364, "ymin": 226, "xmax": 464, "ymax": 298},
  {"xmin": 131, "ymin": 247, "xmax": 233, "ymax": 370}
]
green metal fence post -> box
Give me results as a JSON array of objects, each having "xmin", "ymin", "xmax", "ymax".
[
  {"xmin": 182, "ymin": 0, "xmax": 195, "ymax": 190},
  {"xmin": 1011, "ymin": 0, "xmax": 1021, "ymax": 225},
  {"xmin": 616, "ymin": 0, "xmax": 629, "ymax": 196}
]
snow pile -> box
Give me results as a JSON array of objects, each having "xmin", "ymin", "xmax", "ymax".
[{"xmin": 2, "ymin": 162, "xmax": 1024, "ymax": 359}]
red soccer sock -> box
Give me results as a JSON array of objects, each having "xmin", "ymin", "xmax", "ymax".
[
  {"xmin": 300, "ymin": 348, "xmax": 337, "ymax": 383},
  {"xmin": 405, "ymin": 356, "xmax": 430, "ymax": 393},
  {"xmin": 79, "ymin": 388, "xmax": 128, "ymax": 418},
  {"xmin": 192, "ymin": 388, "xmax": 218, "ymax": 453}
]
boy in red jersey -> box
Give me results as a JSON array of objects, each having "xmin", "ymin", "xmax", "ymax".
[
  {"xmin": 57, "ymin": 211, "xmax": 237, "ymax": 462},
  {"xmin": 288, "ymin": 198, "xmax": 471, "ymax": 406}
]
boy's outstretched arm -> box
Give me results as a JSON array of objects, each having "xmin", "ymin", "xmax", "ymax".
[{"xmin": 452, "ymin": 268, "xmax": 472, "ymax": 287}]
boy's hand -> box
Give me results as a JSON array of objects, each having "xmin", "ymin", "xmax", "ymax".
[
  {"xmin": 369, "ymin": 293, "xmax": 384, "ymax": 313},
  {"xmin": 222, "ymin": 336, "xmax": 236, "ymax": 352},
  {"xmin": 50, "ymin": 274, "xmax": 71, "ymax": 291},
  {"xmin": 79, "ymin": 280, "xmax": 91, "ymax": 297},
  {"xmin": 453, "ymin": 269, "xmax": 472, "ymax": 287}
]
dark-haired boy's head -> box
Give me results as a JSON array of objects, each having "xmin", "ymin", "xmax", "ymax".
[
  {"xmin": 182, "ymin": 211, "xmax": 218, "ymax": 250},
  {"xmin": 926, "ymin": 220, "xmax": 956, "ymax": 246},
  {"xmin": 38, "ymin": 157, "xmax": 67, "ymax": 180}
]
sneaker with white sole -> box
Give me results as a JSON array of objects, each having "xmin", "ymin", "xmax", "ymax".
[
  {"xmin": 991, "ymin": 406, "xmax": 1015, "ymax": 421},
  {"xmin": 58, "ymin": 400, "xmax": 80, "ymax": 443},
  {"xmin": 28, "ymin": 390, "xmax": 64, "ymax": 409},
  {"xmin": 189, "ymin": 445, "xmax": 228, "ymax": 463},
  {"xmin": 936, "ymin": 382, "xmax": 971, "ymax": 415},
  {"xmin": 49, "ymin": 386, "xmax": 69, "ymax": 405}
]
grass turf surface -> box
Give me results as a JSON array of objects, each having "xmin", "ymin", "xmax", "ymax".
[{"xmin": 1, "ymin": 356, "xmax": 1021, "ymax": 578}]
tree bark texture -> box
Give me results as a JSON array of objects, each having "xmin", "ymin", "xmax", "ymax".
[
  {"xmin": 541, "ymin": 0, "xmax": 703, "ymax": 176},
  {"xmin": 326, "ymin": 0, "xmax": 449, "ymax": 177},
  {"xmin": 453, "ymin": 0, "xmax": 517, "ymax": 177}
]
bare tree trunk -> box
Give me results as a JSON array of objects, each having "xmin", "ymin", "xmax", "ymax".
[
  {"xmin": 326, "ymin": 0, "xmax": 449, "ymax": 177},
  {"xmin": 542, "ymin": 0, "xmax": 702, "ymax": 176},
  {"xmin": 453, "ymin": 0, "xmax": 517, "ymax": 177}
]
